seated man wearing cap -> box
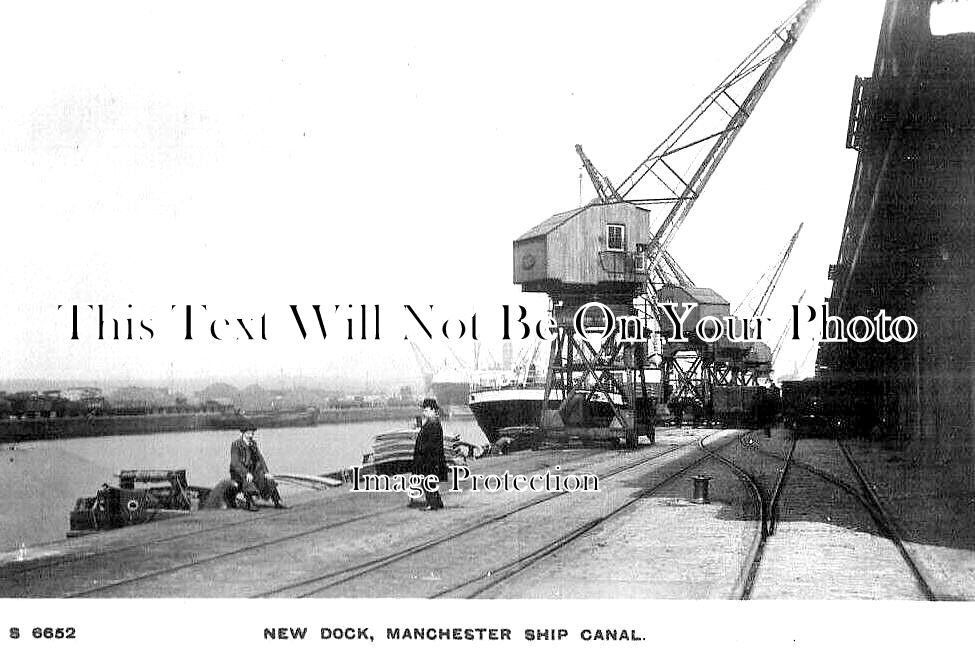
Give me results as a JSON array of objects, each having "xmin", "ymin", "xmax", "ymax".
[{"xmin": 229, "ymin": 427, "xmax": 288, "ymax": 511}]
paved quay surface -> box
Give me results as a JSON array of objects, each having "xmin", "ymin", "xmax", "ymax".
[
  {"xmin": 1, "ymin": 428, "xmax": 750, "ymax": 598},
  {"xmin": 1, "ymin": 426, "xmax": 966, "ymax": 599},
  {"xmin": 474, "ymin": 454, "xmax": 755, "ymax": 599}
]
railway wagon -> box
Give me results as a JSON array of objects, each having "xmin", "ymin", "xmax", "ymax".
[
  {"xmin": 780, "ymin": 378, "xmax": 882, "ymax": 437},
  {"xmin": 780, "ymin": 379, "xmax": 829, "ymax": 435},
  {"xmin": 712, "ymin": 386, "xmax": 765, "ymax": 427}
]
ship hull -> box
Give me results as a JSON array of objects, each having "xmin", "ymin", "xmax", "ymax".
[
  {"xmin": 469, "ymin": 391, "xmax": 553, "ymax": 443},
  {"xmin": 468, "ymin": 388, "xmax": 620, "ymax": 444}
]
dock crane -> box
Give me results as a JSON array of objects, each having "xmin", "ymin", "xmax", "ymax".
[
  {"xmin": 617, "ymin": 1, "xmax": 820, "ymax": 275},
  {"xmin": 664, "ymin": 219, "xmax": 803, "ymax": 404},
  {"xmin": 575, "ymin": 0, "xmax": 819, "ymax": 293},
  {"xmin": 575, "ymin": 145, "xmax": 694, "ymax": 290},
  {"xmin": 576, "ymin": 0, "xmax": 819, "ymax": 418},
  {"xmin": 522, "ymin": 1, "xmax": 820, "ymax": 445},
  {"xmin": 708, "ymin": 223, "xmax": 804, "ymax": 386}
]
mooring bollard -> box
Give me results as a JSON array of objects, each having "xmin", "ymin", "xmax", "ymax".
[{"xmin": 691, "ymin": 475, "xmax": 712, "ymax": 504}]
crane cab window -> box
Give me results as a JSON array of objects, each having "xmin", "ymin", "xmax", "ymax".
[{"xmin": 606, "ymin": 224, "xmax": 626, "ymax": 251}]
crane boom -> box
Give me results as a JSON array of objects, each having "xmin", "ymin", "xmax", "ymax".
[
  {"xmin": 772, "ymin": 289, "xmax": 806, "ymax": 364},
  {"xmin": 752, "ymin": 222, "xmax": 803, "ymax": 318},
  {"xmin": 576, "ymin": 143, "xmax": 689, "ymax": 288},
  {"xmin": 576, "ymin": 144, "xmax": 622, "ymax": 204},
  {"xmin": 574, "ymin": 144, "xmax": 695, "ymax": 288},
  {"xmin": 615, "ymin": 1, "xmax": 820, "ymax": 273},
  {"xmin": 660, "ymin": 250, "xmax": 694, "ymax": 288},
  {"xmin": 734, "ymin": 222, "xmax": 803, "ymax": 318}
]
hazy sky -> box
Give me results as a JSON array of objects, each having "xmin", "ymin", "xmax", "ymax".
[{"xmin": 0, "ymin": 1, "xmax": 892, "ymax": 387}]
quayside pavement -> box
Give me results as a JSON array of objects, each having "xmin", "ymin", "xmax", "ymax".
[{"xmin": 1, "ymin": 426, "xmax": 967, "ymax": 599}]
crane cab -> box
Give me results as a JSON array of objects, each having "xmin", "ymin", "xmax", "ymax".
[{"xmin": 513, "ymin": 202, "xmax": 654, "ymax": 295}]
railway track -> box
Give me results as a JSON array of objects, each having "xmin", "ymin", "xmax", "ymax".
[
  {"xmin": 735, "ymin": 432, "xmax": 936, "ymax": 600},
  {"xmin": 695, "ymin": 431, "xmax": 796, "ymax": 599},
  {"xmin": 47, "ymin": 437, "xmax": 703, "ymax": 598},
  {"xmin": 260, "ymin": 430, "xmax": 741, "ymax": 599},
  {"xmin": 17, "ymin": 428, "xmax": 917, "ymax": 600},
  {"xmin": 836, "ymin": 440, "xmax": 935, "ymax": 599},
  {"xmin": 0, "ymin": 497, "xmax": 380, "ymax": 581},
  {"xmin": 4, "ymin": 449, "xmax": 631, "ymax": 584},
  {"xmin": 0, "ymin": 448, "xmax": 626, "ymax": 595}
]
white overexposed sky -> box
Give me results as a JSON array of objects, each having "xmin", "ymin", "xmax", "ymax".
[{"xmin": 0, "ymin": 0, "xmax": 889, "ymax": 388}]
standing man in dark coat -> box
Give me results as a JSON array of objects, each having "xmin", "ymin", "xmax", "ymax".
[
  {"xmin": 412, "ymin": 398, "xmax": 447, "ymax": 511},
  {"xmin": 230, "ymin": 426, "xmax": 288, "ymax": 511}
]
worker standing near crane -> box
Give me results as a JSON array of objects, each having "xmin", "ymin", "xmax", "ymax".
[{"xmin": 412, "ymin": 399, "xmax": 447, "ymax": 511}]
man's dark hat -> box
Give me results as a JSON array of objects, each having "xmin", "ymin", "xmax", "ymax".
[{"xmin": 421, "ymin": 398, "xmax": 439, "ymax": 411}]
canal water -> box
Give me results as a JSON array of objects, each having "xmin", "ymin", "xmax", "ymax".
[{"xmin": 0, "ymin": 417, "xmax": 487, "ymax": 554}]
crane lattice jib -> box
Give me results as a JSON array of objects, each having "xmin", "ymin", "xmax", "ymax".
[
  {"xmin": 615, "ymin": 0, "xmax": 820, "ymax": 273},
  {"xmin": 636, "ymin": 249, "xmax": 693, "ymax": 290},
  {"xmin": 733, "ymin": 222, "xmax": 803, "ymax": 317},
  {"xmin": 660, "ymin": 250, "xmax": 694, "ymax": 288},
  {"xmin": 752, "ymin": 222, "xmax": 803, "ymax": 318},
  {"xmin": 575, "ymin": 143, "xmax": 689, "ymax": 288},
  {"xmin": 576, "ymin": 144, "xmax": 622, "ymax": 204}
]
